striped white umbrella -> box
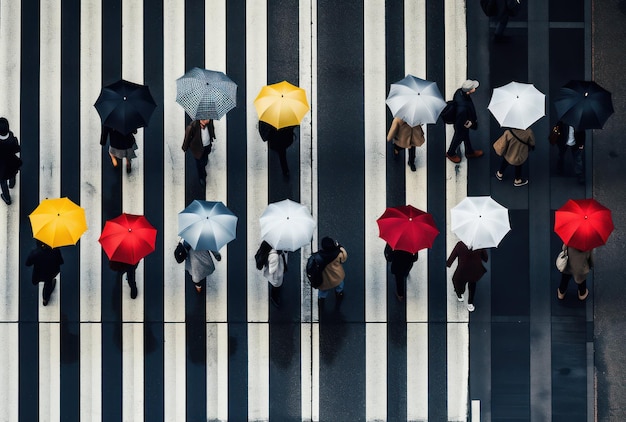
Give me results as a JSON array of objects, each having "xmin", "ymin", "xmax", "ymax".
[
  {"xmin": 451, "ymin": 196, "xmax": 511, "ymax": 249},
  {"xmin": 176, "ymin": 67, "xmax": 237, "ymax": 120}
]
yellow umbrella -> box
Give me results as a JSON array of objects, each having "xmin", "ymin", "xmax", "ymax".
[
  {"xmin": 29, "ymin": 197, "xmax": 88, "ymax": 248},
  {"xmin": 253, "ymin": 80, "xmax": 309, "ymax": 129}
]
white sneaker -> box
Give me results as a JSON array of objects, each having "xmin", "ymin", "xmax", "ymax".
[
  {"xmin": 467, "ymin": 304, "xmax": 475, "ymax": 312},
  {"xmin": 457, "ymin": 295, "xmax": 464, "ymax": 302}
]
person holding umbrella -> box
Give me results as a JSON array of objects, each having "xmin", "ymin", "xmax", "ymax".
[
  {"xmin": 100, "ymin": 126, "xmax": 138, "ymax": 174},
  {"xmin": 183, "ymin": 240, "xmax": 220, "ymax": 294},
  {"xmin": 108, "ymin": 260, "xmax": 139, "ymax": 299},
  {"xmin": 446, "ymin": 240, "xmax": 488, "ymax": 312},
  {"xmin": 316, "ymin": 237, "xmax": 348, "ymax": 307},
  {"xmin": 255, "ymin": 240, "xmax": 288, "ymax": 308},
  {"xmin": 0, "ymin": 117, "xmax": 21, "ymax": 205},
  {"xmin": 259, "ymin": 121, "xmax": 295, "ymax": 178},
  {"xmin": 445, "ymin": 80, "xmax": 483, "ymax": 163},
  {"xmin": 494, "ymin": 127, "xmax": 535, "ymax": 186},
  {"xmin": 386, "ymin": 117, "xmax": 424, "ymax": 172},
  {"xmin": 553, "ymin": 120, "xmax": 586, "ymax": 184},
  {"xmin": 182, "ymin": 119, "xmax": 215, "ymax": 186},
  {"xmin": 557, "ymin": 243, "xmax": 593, "ymax": 301},
  {"xmin": 25, "ymin": 240, "xmax": 64, "ymax": 306},
  {"xmin": 384, "ymin": 243, "xmax": 418, "ymax": 302}
]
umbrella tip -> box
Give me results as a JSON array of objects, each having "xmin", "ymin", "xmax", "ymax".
[
  {"xmin": 128, "ymin": 228, "xmax": 132, "ymax": 232},
  {"xmin": 123, "ymin": 96, "xmax": 127, "ymax": 101}
]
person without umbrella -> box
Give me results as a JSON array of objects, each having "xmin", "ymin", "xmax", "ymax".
[
  {"xmin": 259, "ymin": 120, "xmax": 295, "ymax": 178},
  {"xmin": 100, "ymin": 126, "xmax": 138, "ymax": 174},
  {"xmin": 386, "ymin": 117, "xmax": 425, "ymax": 172},
  {"xmin": 553, "ymin": 120, "xmax": 586, "ymax": 184},
  {"xmin": 316, "ymin": 236, "xmax": 348, "ymax": 307},
  {"xmin": 445, "ymin": 80, "xmax": 483, "ymax": 163},
  {"xmin": 183, "ymin": 240, "xmax": 221, "ymax": 294},
  {"xmin": 557, "ymin": 243, "xmax": 593, "ymax": 301},
  {"xmin": 182, "ymin": 119, "xmax": 215, "ymax": 186},
  {"xmin": 494, "ymin": 127, "xmax": 535, "ymax": 186},
  {"xmin": 108, "ymin": 260, "xmax": 139, "ymax": 299},
  {"xmin": 0, "ymin": 117, "xmax": 21, "ymax": 205},
  {"xmin": 26, "ymin": 240, "xmax": 64, "ymax": 306},
  {"xmin": 446, "ymin": 240, "xmax": 488, "ymax": 312},
  {"xmin": 384, "ymin": 243, "xmax": 418, "ymax": 302}
]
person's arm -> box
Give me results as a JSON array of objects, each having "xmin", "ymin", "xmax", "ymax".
[
  {"xmin": 480, "ymin": 249, "xmax": 488, "ymax": 263},
  {"xmin": 25, "ymin": 249, "xmax": 36, "ymax": 267},
  {"xmin": 387, "ymin": 118, "xmax": 399, "ymax": 142},
  {"xmin": 267, "ymin": 251, "xmax": 279, "ymax": 274},
  {"xmin": 100, "ymin": 126, "xmax": 109, "ymax": 146},
  {"xmin": 208, "ymin": 120, "xmax": 216, "ymax": 140},
  {"xmin": 339, "ymin": 247, "xmax": 348, "ymax": 263},
  {"xmin": 182, "ymin": 123, "xmax": 193, "ymax": 151},
  {"xmin": 446, "ymin": 243, "xmax": 459, "ymax": 267}
]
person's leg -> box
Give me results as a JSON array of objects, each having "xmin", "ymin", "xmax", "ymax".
[
  {"xmin": 394, "ymin": 274, "xmax": 405, "ymax": 299},
  {"xmin": 42, "ymin": 277, "xmax": 56, "ymax": 305},
  {"xmin": 127, "ymin": 269, "xmax": 138, "ymax": 299},
  {"xmin": 497, "ymin": 158, "xmax": 509, "ymax": 177},
  {"xmin": 577, "ymin": 279, "xmax": 588, "ymax": 299},
  {"xmin": 514, "ymin": 164, "xmax": 522, "ymax": 180},
  {"xmin": 462, "ymin": 136, "xmax": 476, "ymax": 156},
  {"xmin": 557, "ymin": 144, "xmax": 567, "ymax": 174},
  {"xmin": 446, "ymin": 130, "xmax": 465, "ymax": 157},
  {"xmin": 276, "ymin": 148, "xmax": 290, "ymax": 176},
  {"xmin": 558, "ymin": 273, "xmax": 571, "ymax": 298},
  {"xmin": 572, "ymin": 146, "xmax": 584, "ymax": 183},
  {"xmin": 270, "ymin": 284, "xmax": 282, "ymax": 307},
  {"xmin": 468, "ymin": 282, "xmax": 477, "ymax": 304},
  {"xmin": 196, "ymin": 146, "xmax": 211, "ymax": 181},
  {"xmin": 408, "ymin": 146, "xmax": 416, "ymax": 170},
  {"xmin": 494, "ymin": 13, "xmax": 509, "ymax": 36},
  {"xmin": 0, "ymin": 179, "xmax": 10, "ymax": 204},
  {"xmin": 453, "ymin": 279, "xmax": 466, "ymax": 299},
  {"xmin": 8, "ymin": 176, "xmax": 16, "ymax": 189}
]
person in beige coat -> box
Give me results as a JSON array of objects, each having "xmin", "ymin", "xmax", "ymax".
[
  {"xmin": 494, "ymin": 127, "xmax": 535, "ymax": 186},
  {"xmin": 387, "ymin": 117, "xmax": 425, "ymax": 172},
  {"xmin": 317, "ymin": 236, "xmax": 348, "ymax": 304},
  {"xmin": 557, "ymin": 243, "xmax": 593, "ymax": 300}
]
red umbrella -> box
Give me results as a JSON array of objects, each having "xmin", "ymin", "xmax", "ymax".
[
  {"xmin": 377, "ymin": 205, "xmax": 439, "ymax": 253},
  {"xmin": 98, "ymin": 213, "xmax": 157, "ymax": 265},
  {"xmin": 554, "ymin": 198, "xmax": 614, "ymax": 251}
]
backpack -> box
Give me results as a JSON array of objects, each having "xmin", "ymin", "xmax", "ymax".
[
  {"xmin": 440, "ymin": 100, "xmax": 457, "ymax": 124},
  {"xmin": 306, "ymin": 252, "xmax": 327, "ymax": 288},
  {"xmin": 255, "ymin": 241, "xmax": 272, "ymax": 270},
  {"xmin": 480, "ymin": 0, "xmax": 498, "ymax": 17}
]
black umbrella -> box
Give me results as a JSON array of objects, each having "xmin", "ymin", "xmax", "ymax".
[
  {"xmin": 554, "ymin": 80, "xmax": 614, "ymax": 130},
  {"xmin": 94, "ymin": 79, "xmax": 157, "ymax": 135}
]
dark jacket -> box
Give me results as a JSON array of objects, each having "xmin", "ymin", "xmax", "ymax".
[
  {"xmin": 25, "ymin": 243, "xmax": 64, "ymax": 284},
  {"xmin": 446, "ymin": 241, "xmax": 488, "ymax": 283},
  {"xmin": 182, "ymin": 120, "xmax": 215, "ymax": 159},
  {"xmin": 0, "ymin": 132, "xmax": 21, "ymax": 179},
  {"xmin": 453, "ymin": 88, "xmax": 478, "ymax": 131},
  {"xmin": 100, "ymin": 126, "xmax": 136, "ymax": 150},
  {"xmin": 385, "ymin": 244, "xmax": 418, "ymax": 276},
  {"xmin": 109, "ymin": 260, "xmax": 139, "ymax": 273},
  {"xmin": 556, "ymin": 121, "xmax": 586, "ymax": 148}
]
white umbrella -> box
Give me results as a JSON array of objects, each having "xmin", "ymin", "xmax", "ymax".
[
  {"xmin": 487, "ymin": 81, "xmax": 545, "ymax": 130},
  {"xmin": 259, "ymin": 199, "xmax": 316, "ymax": 252},
  {"xmin": 451, "ymin": 196, "xmax": 511, "ymax": 249},
  {"xmin": 385, "ymin": 75, "xmax": 447, "ymax": 126}
]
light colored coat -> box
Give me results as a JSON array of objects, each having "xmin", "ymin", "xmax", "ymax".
[
  {"xmin": 499, "ymin": 128, "xmax": 535, "ymax": 166},
  {"xmin": 263, "ymin": 249, "xmax": 287, "ymax": 287},
  {"xmin": 185, "ymin": 249, "xmax": 215, "ymax": 283},
  {"xmin": 319, "ymin": 247, "xmax": 348, "ymax": 291},
  {"xmin": 387, "ymin": 118, "xmax": 425, "ymax": 149},
  {"xmin": 562, "ymin": 243, "xmax": 593, "ymax": 283}
]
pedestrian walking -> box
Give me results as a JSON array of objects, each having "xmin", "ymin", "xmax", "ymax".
[
  {"xmin": 386, "ymin": 117, "xmax": 425, "ymax": 172},
  {"xmin": 557, "ymin": 243, "xmax": 593, "ymax": 301},
  {"xmin": 493, "ymin": 0, "xmax": 521, "ymax": 43},
  {"xmin": 493, "ymin": 127, "xmax": 535, "ymax": 186},
  {"xmin": 259, "ymin": 121, "xmax": 295, "ymax": 178},
  {"xmin": 0, "ymin": 117, "xmax": 21, "ymax": 205},
  {"xmin": 109, "ymin": 260, "xmax": 139, "ymax": 299},
  {"xmin": 446, "ymin": 240, "xmax": 488, "ymax": 312},
  {"xmin": 553, "ymin": 120, "xmax": 586, "ymax": 184},
  {"xmin": 316, "ymin": 236, "xmax": 348, "ymax": 306},
  {"xmin": 25, "ymin": 240, "xmax": 64, "ymax": 306},
  {"xmin": 384, "ymin": 243, "xmax": 418, "ymax": 302},
  {"xmin": 445, "ymin": 80, "xmax": 483, "ymax": 163},
  {"xmin": 182, "ymin": 119, "xmax": 215, "ymax": 186},
  {"xmin": 100, "ymin": 126, "xmax": 138, "ymax": 174},
  {"xmin": 183, "ymin": 240, "xmax": 221, "ymax": 293}
]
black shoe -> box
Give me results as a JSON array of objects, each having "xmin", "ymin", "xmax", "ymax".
[
  {"xmin": 43, "ymin": 298, "xmax": 48, "ymax": 306},
  {"xmin": 1, "ymin": 193, "xmax": 11, "ymax": 205},
  {"xmin": 213, "ymin": 251, "xmax": 222, "ymax": 261},
  {"xmin": 130, "ymin": 285, "xmax": 138, "ymax": 299},
  {"xmin": 199, "ymin": 177, "xmax": 206, "ymax": 187},
  {"xmin": 408, "ymin": 162, "xmax": 416, "ymax": 172},
  {"xmin": 8, "ymin": 178, "xmax": 15, "ymax": 189}
]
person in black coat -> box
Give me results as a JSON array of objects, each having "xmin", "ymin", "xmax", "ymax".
[
  {"xmin": 445, "ymin": 80, "xmax": 483, "ymax": 163},
  {"xmin": 493, "ymin": 0, "xmax": 521, "ymax": 42},
  {"xmin": 446, "ymin": 241, "xmax": 488, "ymax": 312},
  {"xmin": 554, "ymin": 120, "xmax": 586, "ymax": 184},
  {"xmin": 385, "ymin": 243, "xmax": 418, "ymax": 302},
  {"xmin": 108, "ymin": 260, "xmax": 139, "ymax": 299},
  {"xmin": 100, "ymin": 126, "xmax": 138, "ymax": 174},
  {"xmin": 259, "ymin": 121, "xmax": 295, "ymax": 177},
  {"xmin": 0, "ymin": 117, "xmax": 21, "ymax": 205},
  {"xmin": 25, "ymin": 240, "xmax": 64, "ymax": 306}
]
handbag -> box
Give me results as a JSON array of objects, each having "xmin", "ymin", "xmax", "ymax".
[
  {"xmin": 556, "ymin": 248, "xmax": 568, "ymax": 272},
  {"xmin": 492, "ymin": 133, "xmax": 508, "ymax": 156},
  {"xmin": 548, "ymin": 124, "xmax": 561, "ymax": 145},
  {"xmin": 174, "ymin": 241, "xmax": 190, "ymax": 264}
]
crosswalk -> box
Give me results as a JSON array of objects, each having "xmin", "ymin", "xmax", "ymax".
[{"xmin": 0, "ymin": 1, "xmax": 512, "ymax": 421}]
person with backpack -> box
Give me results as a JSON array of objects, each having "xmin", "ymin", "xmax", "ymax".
[
  {"xmin": 256, "ymin": 240, "xmax": 288, "ymax": 308},
  {"xmin": 445, "ymin": 80, "xmax": 483, "ymax": 163},
  {"xmin": 0, "ymin": 117, "xmax": 21, "ymax": 205},
  {"xmin": 315, "ymin": 236, "xmax": 347, "ymax": 307}
]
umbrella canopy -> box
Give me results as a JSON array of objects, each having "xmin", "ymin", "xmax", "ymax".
[
  {"xmin": 178, "ymin": 200, "xmax": 238, "ymax": 251},
  {"xmin": 176, "ymin": 67, "xmax": 238, "ymax": 120},
  {"xmin": 451, "ymin": 196, "xmax": 511, "ymax": 249},
  {"xmin": 376, "ymin": 205, "xmax": 439, "ymax": 253},
  {"xmin": 29, "ymin": 197, "xmax": 88, "ymax": 248},
  {"xmin": 254, "ymin": 81, "xmax": 310, "ymax": 129},
  {"xmin": 385, "ymin": 75, "xmax": 446, "ymax": 126},
  {"xmin": 487, "ymin": 81, "xmax": 545, "ymax": 130},
  {"xmin": 98, "ymin": 213, "xmax": 157, "ymax": 265},
  {"xmin": 94, "ymin": 79, "xmax": 157, "ymax": 135},
  {"xmin": 554, "ymin": 80, "xmax": 614, "ymax": 130},
  {"xmin": 259, "ymin": 199, "xmax": 316, "ymax": 252},
  {"xmin": 554, "ymin": 198, "xmax": 614, "ymax": 251}
]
